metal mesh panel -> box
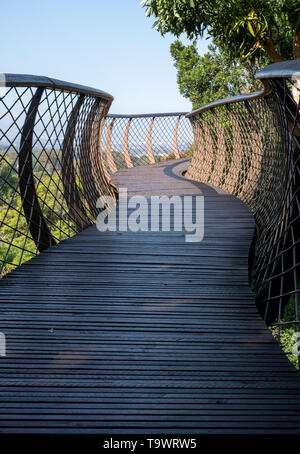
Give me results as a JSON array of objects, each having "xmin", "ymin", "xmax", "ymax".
[
  {"xmin": 99, "ymin": 113, "xmax": 194, "ymax": 174},
  {"xmin": 0, "ymin": 78, "xmax": 114, "ymax": 275},
  {"xmin": 187, "ymin": 76, "xmax": 299, "ymax": 367}
]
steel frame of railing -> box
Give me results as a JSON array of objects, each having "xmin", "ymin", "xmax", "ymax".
[
  {"xmin": 99, "ymin": 112, "xmax": 194, "ymax": 173},
  {"xmin": 186, "ymin": 61, "xmax": 300, "ymax": 365},
  {"xmin": 0, "ymin": 75, "xmax": 115, "ymax": 273}
]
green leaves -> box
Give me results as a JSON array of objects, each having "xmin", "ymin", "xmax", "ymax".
[
  {"xmin": 0, "ymin": 158, "xmax": 76, "ymax": 274},
  {"xmin": 142, "ymin": 0, "xmax": 209, "ymax": 38},
  {"xmin": 247, "ymin": 21, "xmax": 256, "ymax": 37},
  {"xmin": 283, "ymin": 0, "xmax": 300, "ymax": 30},
  {"xmin": 170, "ymin": 41, "xmax": 261, "ymax": 109},
  {"xmin": 142, "ymin": 0, "xmax": 295, "ymax": 63}
]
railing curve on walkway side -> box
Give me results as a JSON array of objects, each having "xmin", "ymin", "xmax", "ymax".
[
  {"xmin": 186, "ymin": 61, "xmax": 300, "ymax": 364},
  {"xmin": 0, "ymin": 75, "xmax": 115, "ymax": 275},
  {"xmin": 99, "ymin": 112, "xmax": 193, "ymax": 174}
]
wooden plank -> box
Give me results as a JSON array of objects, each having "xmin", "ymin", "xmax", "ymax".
[{"xmin": 0, "ymin": 159, "xmax": 300, "ymax": 434}]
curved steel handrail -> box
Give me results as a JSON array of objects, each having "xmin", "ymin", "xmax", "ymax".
[
  {"xmin": 186, "ymin": 90, "xmax": 268, "ymax": 117},
  {"xmin": 187, "ymin": 60, "xmax": 300, "ymax": 118},
  {"xmin": 106, "ymin": 111, "xmax": 188, "ymax": 118},
  {"xmin": 4, "ymin": 74, "xmax": 113, "ymax": 100},
  {"xmin": 255, "ymin": 60, "xmax": 300, "ymax": 79}
]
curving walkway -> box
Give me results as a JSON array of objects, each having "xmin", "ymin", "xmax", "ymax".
[{"xmin": 0, "ymin": 159, "xmax": 300, "ymax": 434}]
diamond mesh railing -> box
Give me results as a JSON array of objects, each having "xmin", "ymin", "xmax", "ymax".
[
  {"xmin": 0, "ymin": 75, "xmax": 115, "ymax": 275},
  {"xmin": 186, "ymin": 61, "xmax": 300, "ymax": 366},
  {"xmin": 1, "ymin": 63, "xmax": 299, "ymax": 368},
  {"xmin": 99, "ymin": 112, "xmax": 194, "ymax": 174}
]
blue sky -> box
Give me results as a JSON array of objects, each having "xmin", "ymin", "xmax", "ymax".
[{"xmin": 2, "ymin": 0, "xmax": 210, "ymax": 113}]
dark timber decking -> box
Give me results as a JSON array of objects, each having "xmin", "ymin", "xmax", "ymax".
[{"xmin": 0, "ymin": 159, "xmax": 300, "ymax": 434}]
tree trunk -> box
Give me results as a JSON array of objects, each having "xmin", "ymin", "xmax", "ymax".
[
  {"xmin": 264, "ymin": 38, "xmax": 286, "ymax": 63},
  {"xmin": 293, "ymin": 28, "xmax": 300, "ymax": 60}
]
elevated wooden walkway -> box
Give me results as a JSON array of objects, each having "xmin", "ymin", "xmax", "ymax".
[{"xmin": 0, "ymin": 159, "xmax": 300, "ymax": 434}]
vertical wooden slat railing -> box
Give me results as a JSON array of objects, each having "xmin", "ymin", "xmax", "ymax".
[
  {"xmin": 123, "ymin": 118, "xmax": 134, "ymax": 168},
  {"xmin": 100, "ymin": 112, "xmax": 194, "ymax": 173},
  {"xmin": 172, "ymin": 115, "xmax": 181, "ymax": 159},
  {"xmin": 146, "ymin": 117, "xmax": 156, "ymax": 164},
  {"xmin": 104, "ymin": 119, "xmax": 118, "ymax": 174},
  {"xmin": 61, "ymin": 94, "xmax": 90, "ymax": 231}
]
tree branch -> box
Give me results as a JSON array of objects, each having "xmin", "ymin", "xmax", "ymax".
[
  {"xmin": 293, "ymin": 28, "xmax": 300, "ymax": 59},
  {"xmin": 264, "ymin": 38, "xmax": 286, "ymax": 63}
]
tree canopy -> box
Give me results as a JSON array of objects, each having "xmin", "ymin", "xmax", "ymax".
[
  {"xmin": 142, "ymin": 0, "xmax": 300, "ymax": 62},
  {"xmin": 170, "ymin": 42, "xmax": 263, "ymax": 108}
]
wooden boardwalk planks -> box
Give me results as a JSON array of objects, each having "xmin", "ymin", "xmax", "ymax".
[{"xmin": 0, "ymin": 159, "xmax": 299, "ymax": 434}]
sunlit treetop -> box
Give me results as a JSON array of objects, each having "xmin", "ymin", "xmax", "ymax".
[{"xmin": 142, "ymin": 0, "xmax": 300, "ymax": 62}]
